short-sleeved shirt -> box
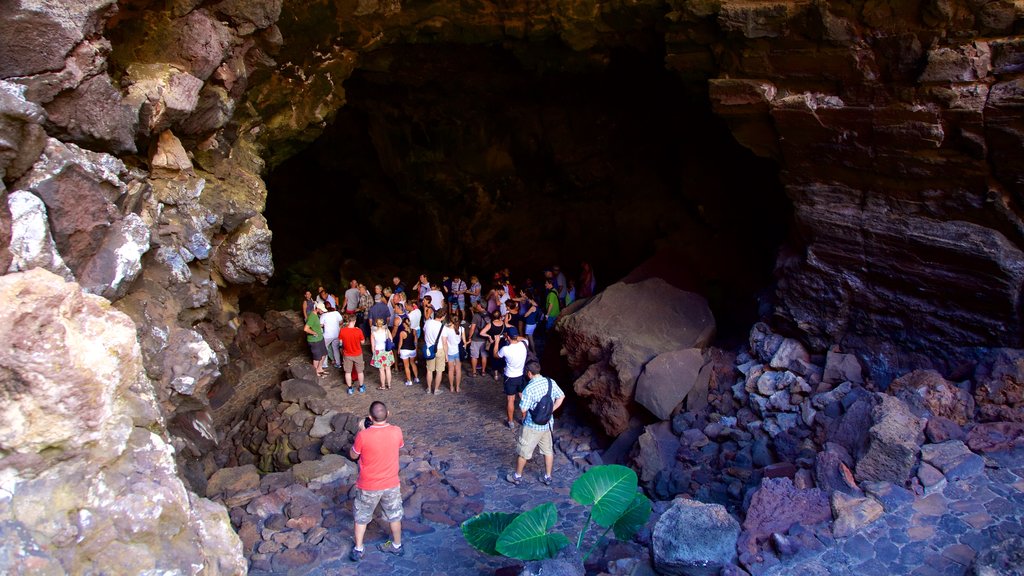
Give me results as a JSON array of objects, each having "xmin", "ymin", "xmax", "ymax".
[
  {"xmin": 498, "ymin": 340, "xmax": 528, "ymax": 377},
  {"xmin": 339, "ymin": 326, "xmax": 364, "ymax": 357},
  {"xmin": 305, "ymin": 312, "xmax": 324, "ymax": 343},
  {"xmin": 468, "ymin": 282, "xmax": 482, "ymax": 304},
  {"xmin": 546, "ymin": 291, "xmax": 560, "ymax": 318},
  {"xmin": 520, "ymin": 375, "xmax": 565, "ymax": 430},
  {"xmin": 426, "ymin": 290, "xmax": 445, "ymax": 309},
  {"xmin": 320, "ymin": 310, "xmax": 343, "ymax": 340},
  {"xmin": 471, "ymin": 311, "xmax": 489, "ymax": 341},
  {"xmin": 423, "ymin": 318, "xmax": 444, "ymax": 350},
  {"xmin": 352, "ymin": 424, "xmax": 404, "ymax": 491},
  {"xmin": 344, "ymin": 288, "xmax": 360, "ymax": 312},
  {"xmin": 368, "ymin": 301, "xmax": 391, "ymax": 325}
]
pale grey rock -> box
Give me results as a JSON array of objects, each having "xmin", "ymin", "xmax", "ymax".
[
  {"xmin": 125, "ymin": 64, "xmax": 204, "ymax": 137},
  {"xmin": 309, "ymin": 411, "xmax": 337, "ymax": 438},
  {"xmin": 213, "ymin": 214, "xmax": 274, "ymax": 284},
  {"xmin": 635, "ymin": 348, "xmax": 707, "ymax": 420},
  {"xmin": 291, "ymin": 454, "xmax": 355, "ymax": 484},
  {"xmin": 769, "ymin": 338, "xmax": 810, "ymax": 372},
  {"xmin": 830, "ymin": 491, "xmax": 883, "ymax": 538},
  {"xmin": 5, "ymin": 190, "xmax": 73, "ymax": 280},
  {"xmin": 78, "ymin": 212, "xmax": 151, "ymax": 300},
  {"xmin": 0, "ymin": 81, "xmax": 48, "ymax": 183},
  {"xmin": 163, "ymin": 328, "xmax": 221, "ymax": 398},
  {"xmin": 652, "ymin": 498, "xmax": 740, "ymax": 576}
]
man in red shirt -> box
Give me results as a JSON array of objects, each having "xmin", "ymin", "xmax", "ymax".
[
  {"xmin": 349, "ymin": 401, "xmax": 405, "ymax": 561},
  {"xmin": 338, "ymin": 314, "xmax": 366, "ymax": 394}
]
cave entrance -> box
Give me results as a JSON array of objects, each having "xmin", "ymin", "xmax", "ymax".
[{"xmin": 256, "ymin": 41, "xmax": 789, "ymax": 342}]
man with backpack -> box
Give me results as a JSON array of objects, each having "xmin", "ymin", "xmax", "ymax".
[{"xmin": 505, "ymin": 360, "xmax": 565, "ymax": 487}]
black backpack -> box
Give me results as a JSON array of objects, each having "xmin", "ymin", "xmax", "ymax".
[{"xmin": 530, "ymin": 377, "xmax": 554, "ymax": 426}]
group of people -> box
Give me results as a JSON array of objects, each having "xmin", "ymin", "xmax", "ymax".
[
  {"xmin": 299, "ymin": 265, "xmax": 589, "ymax": 561},
  {"xmin": 300, "ymin": 264, "xmax": 595, "ymax": 399}
]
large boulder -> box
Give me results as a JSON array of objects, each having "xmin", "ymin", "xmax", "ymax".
[
  {"xmin": 0, "ymin": 269, "xmax": 246, "ymax": 574},
  {"xmin": 974, "ymin": 348, "xmax": 1024, "ymax": 423},
  {"xmin": 635, "ymin": 348, "xmax": 710, "ymax": 420},
  {"xmin": 560, "ymin": 278, "xmax": 715, "ymax": 436},
  {"xmin": 652, "ymin": 498, "xmax": 740, "ymax": 576},
  {"xmin": 854, "ymin": 395, "xmax": 925, "ymax": 485},
  {"xmin": 888, "ymin": 369, "xmax": 975, "ymax": 424},
  {"xmin": 739, "ymin": 477, "xmax": 831, "ymax": 555}
]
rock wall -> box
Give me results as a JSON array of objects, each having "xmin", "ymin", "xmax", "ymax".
[{"xmin": 0, "ymin": 269, "xmax": 245, "ymax": 574}]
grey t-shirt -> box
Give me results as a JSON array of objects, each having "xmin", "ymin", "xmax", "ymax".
[
  {"xmin": 471, "ymin": 311, "xmax": 489, "ymax": 341},
  {"xmin": 344, "ymin": 288, "xmax": 360, "ymax": 311}
]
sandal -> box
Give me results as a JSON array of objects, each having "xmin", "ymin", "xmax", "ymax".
[{"xmin": 376, "ymin": 386, "xmax": 385, "ymax": 390}]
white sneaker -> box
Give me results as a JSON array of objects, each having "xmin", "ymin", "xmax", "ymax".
[{"xmin": 405, "ymin": 380, "xmax": 413, "ymax": 386}]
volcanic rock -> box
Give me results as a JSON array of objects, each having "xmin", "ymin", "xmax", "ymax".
[
  {"xmin": 854, "ymin": 395, "xmax": 925, "ymax": 486},
  {"xmin": 560, "ymin": 278, "xmax": 715, "ymax": 436},
  {"xmin": 652, "ymin": 498, "xmax": 740, "ymax": 576},
  {"xmin": 888, "ymin": 369, "xmax": 975, "ymax": 424},
  {"xmin": 635, "ymin": 348, "xmax": 709, "ymax": 421}
]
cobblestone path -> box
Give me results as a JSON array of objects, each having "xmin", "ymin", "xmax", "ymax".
[{"xmin": 272, "ymin": 363, "xmax": 594, "ymax": 576}]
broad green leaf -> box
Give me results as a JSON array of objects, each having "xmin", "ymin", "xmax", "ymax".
[
  {"xmin": 612, "ymin": 492, "xmax": 652, "ymax": 541},
  {"xmin": 496, "ymin": 502, "xmax": 569, "ymax": 560},
  {"xmin": 570, "ymin": 464, "xmax": 638, "ymax": 527},
  {"xmin": 462, "ymin": 512, "xmax": 519, "ymax": 556}
]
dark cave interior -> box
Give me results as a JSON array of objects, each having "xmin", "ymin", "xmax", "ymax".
[{"xmin": 256, "ymin": 42, "xmax": 791, "ymax": 341}]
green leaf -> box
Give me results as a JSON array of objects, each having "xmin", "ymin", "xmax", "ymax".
[
  {"xmin": 495, "ymin": 502, "xmax": 569, "ymax": 560},
  {"xmin": 612, "ymin": 492, "xmax": 652, "ymax": 541},
  {"xmin": 570, "ymin": 464, "xmax": 638, "ymax": 528},
  {"xmin": 462, "ymin": 512, "xmax": 519, "ymax": 556}
]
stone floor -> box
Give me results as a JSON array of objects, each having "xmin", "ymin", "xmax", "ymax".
[
  {"xmin": 248, "ymin": 360, "xmax": 594, "ymax": 576},
  {"xmin": 242, "ymin": 352, "xmax": 1024, "ymax": 576},
  {"xmin": 761, "ymin": 448, "xmax": 1024, "ymax": 576}
]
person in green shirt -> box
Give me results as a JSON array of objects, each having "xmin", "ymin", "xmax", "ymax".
[
  {"xmin": 544, "ymin": 278, "xmax": 560, "ymax": 331},
  {"xmin": 305, "ymin": 301, "xmax": 328, "ymax": 376}
]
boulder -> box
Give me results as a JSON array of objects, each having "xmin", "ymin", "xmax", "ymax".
[
  {"xmin": 920, "ymin": 441, "xmax": 985, "ymax": 481},
  {"xmin": 966, "ymin": 421, "xmax": 1024, "ymax": 453},
  {"xmin": 631, "ymin": 422, "xmax": 680, "ymax": 487},
  {"xmin": 739, "ymin": 478, "xmax": 831, "ymax": 552},
  {"xmin": 652, "ymin": 498, "xmax": 740, "ymax": 576},
  {"xmin": 290, "ymin": 454, "xmax": 355, "ymax": 484},
  {"xmin": 560, "ymin": 278, "xmax": 715, "ymax": 436},
  {"xmin": 974, "ymin": 348, "xmax": 1024, "ymax": 423},
  {"xmin": 212, "ymin": 214, "xmax": 274, "ymax": 284},
  {"xmin": 206, "ymin": 464, "xmax": 260, "ymax": 498},
  {"xmin": 925, "ymin": 416, "xmax": 966, "ymax": 443},
  {"xmin": 43, "ymin": 74, "xmax": 138, "ymax": 154},
  {"xmin": 0, "ymin": 81, "xmax": 48, "ymax": 184},
  {"xmin": 280, "ymin": 379, "xmax": 326, "ymax": 403},
  {"xmin": 635, "ymin": 348, "xmax": 709, "ymax": 420},
  {"xmin": 5, "ymin": 190, "xmax": 74, "ymax": 280},
  {"xmin": 888, "ymin": 369, "xmax": 974, "ymax": 424},
  {"xmin": 822, "ymin": 351, "xmax": 863, "ymax": 385},
  {"xmin": 854, "ymin": 395, "xmax": 924, "ymax": 485},
  {"xmin": 0, "ymin": 0, "xmax": 115, "ymax": 78},
  {"xmin": 768, "ymin": 338, "xmax": 810, "ymax": 372},
  {"xmin": 830, "ymin": 492, "xmax": 883, "ymax": 538},
  {"xmin": 125, "ymin": 66, "xmax": 205, "ymax": 138}
]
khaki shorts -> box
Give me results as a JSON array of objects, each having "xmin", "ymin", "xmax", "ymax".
[
  {"xmin": 354, "ymin": 486, "xmax": 403, "ymax": 525},
  {"xmin": 426, "ymin": 355, "xmax": 446, "ymax": 373},
  {"xmin": 517, "ymin": 426, "xmax": 553, "ymax": 460},
  {"xmin": 343, "ymin": 354, "xmax": 365, "ymax": 372}
]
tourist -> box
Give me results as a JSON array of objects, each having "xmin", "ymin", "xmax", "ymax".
[
  {"xmin": 426, "ymin": 283, "xmax": 445, "ymax": 317},
  {"xmin": 414, "ymin": 274, "xmax": 430, "ymax": 303},
  {"xmin": 443, "ymin": 315, "xmax": 466, "ymax": 392},
  {"xmin": 357, "ymin": 283, "xmax": 373, "ymax": 337},
  {"xmin": 389, "ymin": 299, "xmax": 406, "ymax": 340},
  {"xmin": 349, "ymin": 401, "xmax": 405, "ymax": 561},
  {"xmin": 422, "ymin": 294, "xmax": 435, "ymax": 322},
  {"xmin": 566, "ymin": 279, "xmax": 576, "ymax": 306},
  {"xmin": 479, "ymin": 309, "xmax": 509, "ymax": 381},
  {"xmin": 367, "ymin": 294, "xmax": 390, "ymax": 329},
  {"xmin": 495, "ymin": 329, "xmax": 528, "ymax": 429},
  {"xmin": 422, "ymin": 308, "xmax": 449, "ymax": 394},
  {"xmin": 579, "ymin": 261, "xmax": 596, "ymax": 298},
  {"xmin": 520, "ymin": 289, "xmax": 541, "ymax": 351},
  {"xmin": 467, "ymin": 301, "xmax": 489, "ymax": 377},
  {"xmin": 370, "ymin": 318, "xmax": 395, "ymax": 390},
  {"xmin": 339, "ymin": 314, "xmax": 366, "ymax": 395},
  {"xmin": 407, "ymin": 301, "xmax": 422, "ymax": 343},
  {"xmin": 396, "ymin": 316, "xmax": 419, "ymax": 386},
  {"xmin": 301, "ymin": 290, "xmax": 315, "ymax": 320},
  {"xmin": 544, "ymin": 278, "xmax": 560, "ymax": 332},
  {"xmin": 320, "ymin": 302, "xmax": 344, "ymax": 369},
  {"xmin": 317, "ymin": 286, "xmax": 339, "ymax": 310},
  {"xmin": 449, "ymin": 273, "xmax": 467, "ymax": 323},
  {"xmin": 553, "ymin": 265, "xmax": 568, "ymax": 306},
  {"xmin": 304, "ymin": 301, "xmax": 328, "ymax": 376},
  {"xmin": 392, "ymin": 276, "xmax": 405, "ymax": 295},
  {"xmin": 344, "ymin": 279, "xmax": 360, "ymax": 316},
  {"xmin": 505, "ymin": 360, "xmax": 565, "ymax": 486},
  {"xmin": 467, "ymin": 275, "xmax": 482, "ymax": 311}
]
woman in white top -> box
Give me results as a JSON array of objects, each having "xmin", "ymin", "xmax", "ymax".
[
  {"xmin": 443, "ymin": 317, "xmax": 467, "ymax": 392},
  {"xmin": 370, "ymin": 318, "xmax": 395, "ymax": 389}
]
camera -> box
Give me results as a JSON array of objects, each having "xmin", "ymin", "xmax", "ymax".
[{"xmin": 364, "ymin": 417, "xmax": 373, "ymax": 429}]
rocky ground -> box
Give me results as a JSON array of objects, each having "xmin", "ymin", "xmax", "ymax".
[{"xmin": 208, "ymin": 351, "xmax": 628, "ymax": 575}]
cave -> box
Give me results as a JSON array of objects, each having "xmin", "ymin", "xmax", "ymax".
[
  {"xmin": 2, "ymin": 1, "xmax": 1024, "ymax": 575},
  {"xmin": 260, "ymin": 42, "xmax": 789, "ymax": 340}
]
